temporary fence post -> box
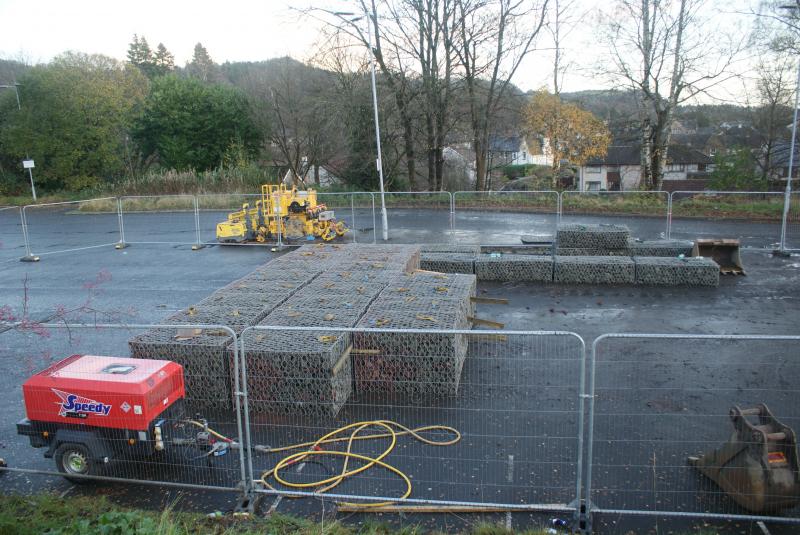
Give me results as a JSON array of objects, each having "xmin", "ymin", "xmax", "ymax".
[
  {"xmin": 351, "ymin": 194, "xmax": 357, "ymax": 244},
  {"xmin": 115, "ymin": 197, "xmax": 129, "ymax": 250},
  {"xmin": 191, "ymin": 196, "xmax": 205, "ymax": 250},
  {"xmin": 239, "ymin": 328, "xmax": 256, "ymax": 492},
  {"xmin": 371, "ymin": 193, "xmax": 377, "ymax": 244},
  {"xmin": 666, "ymin": 192, "xmax": 673, "ymax": 240},
  {"xmin": 449, "ymin": 192, "xmax": 456, "ymax": 244},
  {"xmin": 19, "ymin": 205, "xmax": 39, "ymax": 262}
]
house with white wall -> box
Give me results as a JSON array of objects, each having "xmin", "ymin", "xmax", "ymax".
[
  {"xmin": 578, "ymin": 144, "xmax": 712, "ymax": 191},
  {"xmin": 488, "ymin": 135, "xmax": 553, "ymax": 168}
]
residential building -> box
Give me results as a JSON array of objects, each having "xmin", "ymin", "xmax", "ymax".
[
  {"xmin": 578, "ymin": 144, "xmax": 712, "ymax": 191},
  {"xmin": 487, "ymin": 135, "xmax": 553, "ymax": 168}
]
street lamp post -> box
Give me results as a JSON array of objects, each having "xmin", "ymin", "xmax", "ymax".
[
  {"xmin": 779, "ymin": 57, "xmax": 799, "ymax": 253},
  {"xmin": 335, "ymin": 10, "xmax": 390, "ymax": 241},
  {"xmin": 1, "ymin": 83, "xmax": 37, "ymax": 201},
  {"xmin": 779, "ymin": 4, "xmax": 800, "ymax": 253}
]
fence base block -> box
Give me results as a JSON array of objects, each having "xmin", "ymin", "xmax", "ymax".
[
  {"xmin": 20, "ymin": 254, "xmax": 39, "ymax": 262},
  {"xmin": 115, "ymin": 242, "xmax": 129, "ymax": 250},
  {"xmin": 191, "ymin": 244, "xmax": 206, "ymax": 251}
]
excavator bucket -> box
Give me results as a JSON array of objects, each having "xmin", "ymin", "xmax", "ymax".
[
  {"xmin": 688, "ymin": 404, "xmax": 800, "ymax": 513},
  {"xmin": 692, "ymin": 239, "xmax": 745, "ymax": 275}
]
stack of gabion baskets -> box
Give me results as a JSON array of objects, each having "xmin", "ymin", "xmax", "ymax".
[{"xmin": 353, "ymin": 272, "xmax": 477, "ymax": 398}]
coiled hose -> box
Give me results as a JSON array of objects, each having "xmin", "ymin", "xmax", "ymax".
[{"xmin": 260, "ymin": 420, "xmax": 460, "ymax": 507}]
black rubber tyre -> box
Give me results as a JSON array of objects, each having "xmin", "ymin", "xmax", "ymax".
[{"xmin": 54, "ymin": 442, "xmax": 95, "ymax": 484}]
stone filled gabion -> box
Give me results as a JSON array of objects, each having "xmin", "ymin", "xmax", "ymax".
[
  {"xmin": 420, "ymin": 244, "xmax": 482, "ymax": 254},
  {"xmin": 553, "ymin": 255, "xmax": 636, "ymax": 284},
  {"xmin": 129, "ymin": 327, "xmax": 236, "ymax": 411},
  {"xmin": 555, "ymin": 248, "xmax": 628, "ymax": 256},
  {"xmin": 353, "ymin": 281, "xmax": 472, "ymax": 397},
  {"xmin": 419, "ymin": 253, "xmax": 476, "ymax": 274},
  {"xmin": 474, "ymin": 254, "xmax": 554, "ymax": 282},
  {"xmin": 236, "ymin": 329, "xmax": 352, "ymax": 419},
  {"xmin": 634, "ymin": 256, "xmax": 719, "ymax": 286},
  {"xmin": 127, "ymin": 243, "xmax": 437, "ymax": 418},
  {"xmin": 556, "ymin": 224, "xmax": 630, "ymax": 249},
  {"xmin": 627, "ymin": 239, "xmax": 694, "ymax": 257},
  {"xmin": 262, "ymin": 305, "xmax": 365, "ymax": 328}
]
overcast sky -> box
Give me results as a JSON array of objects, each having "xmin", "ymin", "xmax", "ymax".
[{"xmin": 0, "ymin": 0, "xmax": 762, "ymax": 101}]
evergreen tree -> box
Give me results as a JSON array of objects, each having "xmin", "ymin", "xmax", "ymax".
[
  {"xmin": 152, "ymin": 43, "xmax": 175, "ymax": 76},
  {"xmin": 186, "ymin": 43, "xmax": 216, "ymax": 82},
  {"xmin": 133, "ymin": 75, "xmax": 262, "ymax": 170},
  {"xmin": 126, "ymin": 34, "xmax": 156, "ymax": 78}
]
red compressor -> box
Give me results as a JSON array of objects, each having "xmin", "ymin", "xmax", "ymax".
[{"xmin": 15, "ymin": 354, "xmax": 225, "ymax": 481}]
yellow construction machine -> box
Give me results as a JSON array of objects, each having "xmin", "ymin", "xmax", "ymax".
[{"xmin": 216, "ymin": 185, "xmax": 348, "ymax": 243}]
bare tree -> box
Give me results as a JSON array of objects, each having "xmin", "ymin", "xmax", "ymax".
[
  {"xmin": 600, "ymin": 0, "xmax": 740, "ymax": 190},
  {"xmin": 751, "ymin": 54, "xmax": 796, "ymax": 180},
  {"xmin": 267, "ymin": 59, "xmax": 337, "ymax": 186},
  {"xmin": 453, "ymin": 0, "xmax": 550, "ymax": 191}
]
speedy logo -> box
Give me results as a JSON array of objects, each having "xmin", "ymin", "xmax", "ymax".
[{"xmin": 52, "ymin": 389, "xmax": 112, "ymax": 417}]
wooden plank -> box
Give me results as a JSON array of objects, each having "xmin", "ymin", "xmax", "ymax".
[
  {"xmin": 472, "ymin": 334, "xmax": 508, "ymax": 342},
  {"xmin": 337, "ymin": 504, "xmax": 568, "ymax": 514},
  {"xmin": 470, "ymin": 297, "xmax": 509, "ymax": 305},
  {"xmin": 351, "ymin": 348, "xmax": 380, "ymax": 355},
  {"xmin": 468, "ymin": 316, "xmax": 505, "ymax": 329},
  {"xmin": 332, "ymin": 345, "xmax": 353, "ymax": 375}
]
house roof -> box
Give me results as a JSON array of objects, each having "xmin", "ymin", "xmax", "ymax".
[
  {"xmin": 489, "ymin": 136, "xmax": 522, "ymax": 152},
  {"xmin": 770, "ymin": 141, "xmax": 800, "ymax": 167},
  {"xmin": 585, "ymin": 144, "xmax": 712, "ymax": 166}
]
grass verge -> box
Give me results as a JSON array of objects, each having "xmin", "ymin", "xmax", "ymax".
[{"xmin": 0, "ymin": 492, "xmax": 559, "ymax": 535}]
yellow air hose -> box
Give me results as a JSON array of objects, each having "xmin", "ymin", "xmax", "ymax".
[
  {"xmin": 187, "ymin": 419, "xmax": 460, "ymax": 507},
  {"xmin": 262, "ymin": 420, "xmax": 460, "ymax": 508}
]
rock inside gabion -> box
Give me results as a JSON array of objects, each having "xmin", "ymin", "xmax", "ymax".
[
  {"xmin": 556, "ymin": 223, "xmax": 630, "ymax": 249},
  {"xmin": 627, "ymin": 239, "xmax": 694, "ymax": 257},
  {"xmin": 633, "ymin": 256, "xmax": 719, "ymax": 286},
  {"xmin": 553, "ymin": 255, "xmax": 636, "ymax": 284},
  {"xmin": 474, "ymin": 254, "xmax": 554, "ymax": 282},
  {"xmin": 555, "ymin": 247, "xmax": 628, "ymax": 256},
  {"xmin": 353, "ymin": 274, "xmax": 473, "ymax": 397},
  {"xmin": 235, "ymin": 329, "xmax": 352, "ymax": 419},
  {"xmin": 419, "ymin": 253, "xmax": 476, "ymax": 274},
  {"xmin": 129, "ymin": 327, "xmax": 236, "ymax": 411},
  {"xmin": 420, "ymin": 244, "xmax": 482, "ymax": 254}
]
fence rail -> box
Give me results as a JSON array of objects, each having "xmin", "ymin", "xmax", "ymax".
[
  {"xmin": 4, "ymin": 189, "xmax": 799, "ymax": 260},
  {"xmin": 3, "ymin": 320, "xmax": 799, "ymax": 531}
]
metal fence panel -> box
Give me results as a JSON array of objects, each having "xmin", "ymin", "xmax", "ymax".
[
  {"xmin": 453, "ymin": 191, "xmax": 559, "ymax": 245},
  {"xmin": 379, "ymin": 192, "xmax": 452, "ymax": 243},
  {"xmin": 560, "ymin": 191, "xmax": 669, "ymax": 240},
  {"xmin": 316, "ymin": 192, "xmax": 377, "ymax": 244},
  {"xmin": 1, "ymin": 323, "xmax": 248, "ymax": 492},
  {"xmin": 783, "ymin": 192, "xmax": 800, "ymax": 251},
  {"xmin": 119, "ymin": 195, "xmax": 197, "ymax": 246},
  {"xmin": 670, "ymin": 191, "xmax": 784, "ymax": 249},
  {"xmin": 22, "ymin": 198, "xmax": 120, "ymax": 257},
  {"xmin": 0, "ymin": 206, "xmax": 25, "ymax": 263},
  {"xmin": 586, "ymin": 334, "xmax": 800, "ymax": 528},
  {"xmin": 196, "ymin": 193, "xmax": 262, "ymax": 246},
  {"xmin": 240, "ymin": 325, "xmax": 585, "ymax": 512}
]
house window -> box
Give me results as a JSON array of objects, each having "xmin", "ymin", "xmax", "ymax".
[
  {"xmin": 585, "ymin": 166, "xmax": 601, "ymax": 174},
  {"xmin": 586, "ymin": 181, "xmax": 601, "ymax": 191},
  {"xmin": 666, "ymin": 164, "xmax": 685, "ymax": 172}
]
